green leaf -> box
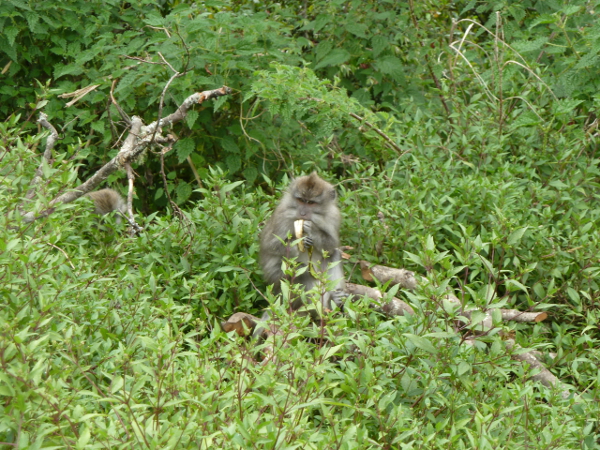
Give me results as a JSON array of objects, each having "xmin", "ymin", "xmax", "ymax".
[
  {"xmin": 4, "ymin": 26, "xmax": 19, "ymax": 46},
  {"xmin": 403, "ymin": 333, "xmax": 437, "ymax": 354},
  {"xmin": 375, "ymin": 55, "xmax": 404, "ymax": 81},
  {"xmin": 312, "ymin": 14, "xmax": 330, "ymax": 33},
  {"xmin": 176, "ymin": 182, "xmax": 192, "ymax": 204},
  {"xmin": 507, "ymin": 227, "xmax": 528, "ymax": 245},
  {"xmin": 110, "ymin": 376, "xmax": 123, "ymax": 394},
  {"xmin": 176, "ymin": 138, "xmax": 195, "ymax": 164},
  {"xmin": 215, "ymin": 266, "xmax": 241, "ymax": 273},
  {"xmin": 225, "ymin": 154, "xmax": 242, "ymax": 174},
  {"xmin": 314, "ymin": 48, "xmax": 351, "ymax": 69},
  {"xmin": 76, "ymin": 426, "xmax": 91, "ymax": 450},
  {"xmin": 221, "ymin": 180, "xmax": 244, "ymax": 193},
  {"xmin": 221, "ymin": 136, "xmax": 240, "ymax": 154},
  {"xmin": 371, "ymin": 35, "xmax": 388, "ymax": 57},
  {"xmin": 186, "ymin": 109, "xmax": 199, "ymax": 129},
  {"xmin": 506, "ymin": 279, "xmax": 528, "ymax": 293},
  {"xmin": 567, "ymin": 287, "xmax": 580, "ymax": 304},
  {"xmin": 457, "ymin": 361, "xmax": 471, "ymax": 376},
  {"xmin": 345, "ymin": 22, "xmax": 368, "ymax": 38}
]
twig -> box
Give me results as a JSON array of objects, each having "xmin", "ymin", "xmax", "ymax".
[
  {"xmin": 122, "ymin": 162, "xmax": 143, "ymax": 233},
  {"xmin": 58, "ymin": 84, "xmax": 101, "ymax": 108},
  {"xmin": 124, "ymin": 162, "xmax": 135, "ymax": 220},
  {"xmin": 110, "ymin": 79, "xmax": 132, "ymax": 125},
  {"xmin": 150, "ymin": 69, "xmax": 184, "ymax": 147},
  {"xmin": 46, "ymin": 243, "xmax": 76, "ymax": 270},
  {"xmin": 187, "ymin": 156, "xmax": 203, "ymax": 189},
  {"xmin": 25, "ymin": 113, "xmax": 59, "ymax": 200},
  {"xmin": 348, "ymin": 113, "xmax": 406, "ymax": 156},
  {"xmin": 123, "ymin": 55, "xmax": 164, "ymax": 65}
]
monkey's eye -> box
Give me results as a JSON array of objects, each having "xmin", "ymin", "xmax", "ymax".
[{"xmin": 306, "ymin": 200, "xmax": 316, "ymax": 205}]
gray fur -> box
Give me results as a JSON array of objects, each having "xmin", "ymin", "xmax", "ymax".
[
  {"xmin": 87, "ymin": 188, "xmax": 127, "ymax": 224},
  {"xmin": 259, "ymin": 172, "xmax": 345, "ymax": 312}
]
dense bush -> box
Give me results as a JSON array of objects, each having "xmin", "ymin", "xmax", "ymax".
[
  {"xmin": 3, "ymin": 123, "xmax": 600, "ymax": 447},
  {"xmin": 2, "ymin": 0, "xmax": 600, "ymax": 448}
]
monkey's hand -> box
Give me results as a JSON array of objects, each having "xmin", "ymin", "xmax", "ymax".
[
  {"xmin": 331, "ymin": 290, "xmax": 347, "ymax": 310},
  {"xmin": 302, "ymin": 220, "xmax": 313, "ymax": 249}
]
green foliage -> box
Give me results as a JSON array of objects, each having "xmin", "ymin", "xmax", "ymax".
[
  {"xmin": 3, "ymin": 132, "xmax": 600, "ymax": 447},
  {"xmin": 4, "ymin": 0, "xmax": 600, "ymax": 447}
]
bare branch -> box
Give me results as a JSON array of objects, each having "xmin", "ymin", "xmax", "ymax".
[
  {"xmin": 144, "ymin": 86, "xmax": 232, "ymax": 135},
  {"xmin": 158, "ymin": 52, "xmax": 178, "ymax": 74},
  {"xmin": 21, "ymin": 86, "xmax": 231, "ymax": 224},
  {"xmin": 110, "ymin": 79, "xmax": 131, "ymax": 125},
  {"xmin": 122, "ymin": 163, "xmax": 143, "ymax": 233},
  {"xmin": 125, "ymin": 162, "xmax": 135, "ymax": 221},
  {"xmin": 25, "ymin": 113, "xmax": 59, "ymax": 200},
  {"xmin": 21, "ymin": 117, "xmax": 144, "ymax": 223},
  {"xmin": 123, "ymin": 55, "xmax": 164, "ymax": 65},
  {"xmin": 150, "ymin": 68, "xmax": 184, "ymax": 146},
  {"xmin": 58, "ymin": 84, "xmax": 100, "ymax": 107}
]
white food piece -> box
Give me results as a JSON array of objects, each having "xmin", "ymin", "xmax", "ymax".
[{"xmin": 294, "ymin": 219, "xmax": 305, "ymax": 252}]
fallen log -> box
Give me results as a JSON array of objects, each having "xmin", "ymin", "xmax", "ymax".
[
  {"xmin": 505, "ymin": 340, "xmax": 570, "ymax": 400},
  {"xmin": 500, "ymin": 309, "xmax": 548, "ymax": 323},
  {"xmin": 220, "ymin": 312, "xmax": 260, "ymax": 337},
  {"xmin": 444, "ymin": 294, "xmax": 548, "ymax": 327},
  {"xmin": 344, "ymin": 282, "xmax": 415, "ymax": 316},
  {"xmin": 360, "ymin": 260, "xmax": 418, "ymax": 289}
]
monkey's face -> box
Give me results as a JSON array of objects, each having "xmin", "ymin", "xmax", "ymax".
[
  {"xmin": 292, "ymin": 187, "xmax": 337, "ymax": 221},
  {"xmin": 290, "ymin": 172, "xmax": 337, "ymax": 221},
  {"xmin": 294, "ymin": 197, "xmax": 317, "ymax": 220}
]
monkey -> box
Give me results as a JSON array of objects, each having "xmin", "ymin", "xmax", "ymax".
[
  {"xmin": 86, "ymin": 188, "xmax": 127, "ymax": 224},
  {"xmin": 255, "ymin": 172, "xmax": 346, "ymax": 338}
]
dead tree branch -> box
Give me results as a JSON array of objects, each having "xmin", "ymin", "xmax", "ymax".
[
  {"xmin": 110, "ymin": 79, "xmax": 131, "ymax": 125},
  {"xmin": 25, "ymin": 113, "xmax": 59, "ymax": 200},
  {"xmin": 443, "ymin": 294, "xmax": 548, "ymax": 327},
  {"xmin": 21, "ymin": 86, "xmax": 231, "ymax": 224}
]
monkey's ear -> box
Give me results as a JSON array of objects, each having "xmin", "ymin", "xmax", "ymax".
[{"xmin": 329, "ymin": 189, "xmax": 337, "ymax": 200}]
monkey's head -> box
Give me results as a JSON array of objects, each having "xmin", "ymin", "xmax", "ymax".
[{"xmin": 289, "ymin": 172, "xmax": 337, "ymax": 221}]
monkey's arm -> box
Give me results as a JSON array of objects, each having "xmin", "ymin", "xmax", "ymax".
[
  {"xmin": 259, "ymin": 217, "xmax": 301, "ymax": 285},
  {"xmin": 303, "ymin": 219, "xmax": 340, "ymax": 253}
]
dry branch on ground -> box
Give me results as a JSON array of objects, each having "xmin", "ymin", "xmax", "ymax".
[
  {"xmin": 344, "ymin": 282, "xmax": 415, "ymax": 316},
  {"xmin": 360, "ymin": 260, "xmax": 418, "ymax": 289}
]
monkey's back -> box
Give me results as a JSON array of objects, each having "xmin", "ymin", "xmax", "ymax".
[{"xmin": 87, "ymin": 189, "xmax": 126, "ymax": 216}]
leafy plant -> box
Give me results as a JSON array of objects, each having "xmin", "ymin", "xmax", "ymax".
[{"xmin": 4, "ymin": 0, "xmax": 600, "ymax": 447}]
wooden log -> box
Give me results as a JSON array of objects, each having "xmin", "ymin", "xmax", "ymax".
[
  {"xmin": 500, "ymin": 309, "xmax": 548, "ymax": 323},
  {"xmin": 345, "ymin": 282, "xmax": 384, "ymax": 300},
  {"xmin": 360, "ymin": 261, "xmax": 418, "ymax": 289},
  {"xmin": 444, "ymin": 295, "xmax": 547, "ymax": 329},
  {"xmin": 505, "ymin": 340, "xmax": 569, "ymax": 400},
  {"xmin": 345, "ymin": 282, "xmax": 415, "ymax": 316},
  {"xmin": 443, "ymin": 294, "xmax": 492, "ymax": 333},
  {"xmin": 220, "ymin": 312, "xmax": 260, "ymax": 336}
]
